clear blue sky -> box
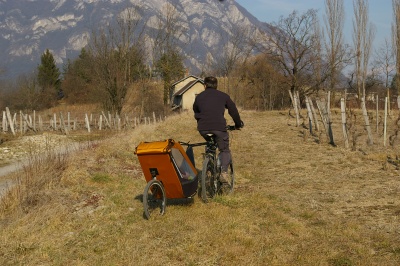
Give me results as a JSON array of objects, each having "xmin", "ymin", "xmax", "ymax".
[{"xmin": 235, "ymin": 0, "xmax": 392, "ymax": 52}]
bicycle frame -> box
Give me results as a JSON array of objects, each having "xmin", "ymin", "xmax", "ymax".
[
  {"xmin": 202, "ymin": 134, "xmax": 220, "ymax": 191},
  {"xmin": 180, "ymin": 126, "xmax": 237, "ymax": 202},
  {"xmin": 180, "ymin": 134, "xmax": 220, "ymax": 176}
]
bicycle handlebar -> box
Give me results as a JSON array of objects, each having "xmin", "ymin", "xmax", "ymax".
[
  {"xmin": 226, "ymin": 125, "xmax": 237, "ymax": 131},
  {"xmin": 179, "ymin": 141, "xmax": 208, "ymax": 147},
  {"xmin": 179, "ymin": 125, "xmax": 240, "ymax": 148}
]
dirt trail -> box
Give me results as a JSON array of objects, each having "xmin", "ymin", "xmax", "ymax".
[{"xmin": 0, "ymin": 162, "xmax": 23, "ymax": 197}]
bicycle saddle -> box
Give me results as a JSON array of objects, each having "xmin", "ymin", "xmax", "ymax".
[{"xmin": 204, "ymin": 133, "xmax": 216, "ymax": 143}]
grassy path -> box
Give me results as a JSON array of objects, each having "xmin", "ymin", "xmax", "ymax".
[{"xmin": 0, "ymin": 110, "xmax": 399, "ymax": 265}]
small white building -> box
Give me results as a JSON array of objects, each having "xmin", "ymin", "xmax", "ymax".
[{"xmin": 170, "ymin": 75, "xmax": 204, "ymax": 111}]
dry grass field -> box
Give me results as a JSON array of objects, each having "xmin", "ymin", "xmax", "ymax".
[{"xmin": 1, "ymin": 109, "xmax": 400, "ymax": 265}]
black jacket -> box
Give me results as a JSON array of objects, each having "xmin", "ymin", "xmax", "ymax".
[{"xmin": 193, "ymin": 87, "xmax": 242, "ymax": 131}]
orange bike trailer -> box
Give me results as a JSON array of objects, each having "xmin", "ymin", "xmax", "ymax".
[{"xmin": 135, "ymin": 139, "xmax": 198, "ymax": 199}]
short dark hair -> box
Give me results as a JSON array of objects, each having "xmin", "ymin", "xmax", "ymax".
[{"xmin": 204, "ymin": 76, "xmax": 218, "ymax": 89}]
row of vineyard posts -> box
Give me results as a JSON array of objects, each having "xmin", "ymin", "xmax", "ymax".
[
  {"xmin": 289, "ymin": 90, "xmax": 400, "ymax": 148},
  {"xmin": 1, "ymin": 107, "xmax": 164, "ymax": 135}
]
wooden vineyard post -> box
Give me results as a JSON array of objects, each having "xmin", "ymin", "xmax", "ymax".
[
  {"xmin": 5, "ymin": 108, "xmax": 15, "ymax": 135},
  {"xmin": 384, "ymin": 97, "xmax": 388, "ymax": 146},
  {"xmin": 397, "ymin": 96, "xmax": 400, "ymax": 110},
  {"xmin": 60, "ymin": 112, "xmax": 68, "ymax": 135},
  {"xmin": 108, "ymin": 112, "xmax": 112, "ymax": 129},
  {"xmin": 387, "ymin": 89, "xmax": 391, "ymax": 116},
  {"xmin": 376, "ymin": 94, "xmax": 379, "ymax": 132},
  {"xmin": 316, "ymin": 97, "xmax": 335, "ymax": 146},
  {"xmin": 20, "ymin": 111, "xmax": 35, "ymax": 132},
  {"xmin": 123, "ymin": 115, "xmax": 127, "ymax": 129},
  {"xmin": 327, "ymin": 92, "xmax": 335, "ymax": 146},
  {"xmin": 288, "ymin": 90, "xmax": 300, "ymax": 127},
  {"xmin": 340, "ymin": 98, "xmax": 349, "ymax": 148},
  {"xmin": 19, "ymin": 111, "xmax": 23, "ymax": 135},
  {"xmin": 52, "ymin": 113, "xmax": 55, "ymax": 131},
  {"xmin": 309, "ymin": 98, "xmax": 320, "ymax": 132},
  {"xmin": 117, "ymin": 115, "xmax": 121, "ymax": 131},
  {"xmin": 85, "ymin": 113, "xmax": 91, "ymax": 133},
  {"xmin": 67, "ymin": 112, "xmax": 71, "ymax": 131},
  {"xmin": 305, "ymin": 96, "xmax": 314, "ymax": 135},
  {"xmin": 2, "ymin": 111, "xmax": 6, "ymax": 133},
  {"xmin": 361, "ymin": 97, "xmax": 373, "ymax": 145},
  {"xmin": 39, "ymin": 115, "xmax": 43, "ymax": 131},
  {"xmin": 295, "ymin": 91, "xmax": 301, "ymax": 126},
  {"xmin": 102, "ymin": 111, "xmax": 111, "ymax": 129},
  {"xmin": 33, "ymin": 110, "xmax": 36, "ymax": 132},
  {"xmin": 316, "ymin": 99, "xmax": 328, "ymax": 134}
]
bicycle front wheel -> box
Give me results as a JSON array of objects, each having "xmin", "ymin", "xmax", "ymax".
[
  {"xmin": 201, "ymin": 157, "xmax": 216, "ymax": 202},
  {"xmin": 143, "ymin": 179, "xmax": 166, "ymax": 219}
]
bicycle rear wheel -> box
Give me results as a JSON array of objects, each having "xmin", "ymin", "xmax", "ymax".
[
  {"xmin": 227, "ymin": 161, "xmax": 234, "ymax": 193},
  {"xmin": 201, "ymin": 157, "xmax": 217, "ymax": 202},
  {"xmin": 143, "ymin": 179, "xmax": 166, "ymax": 219}
]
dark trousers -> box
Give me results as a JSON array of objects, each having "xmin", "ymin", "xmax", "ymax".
[{"xmin": 199, "ymin": 130, "xmax": 231, "ymax": 172}]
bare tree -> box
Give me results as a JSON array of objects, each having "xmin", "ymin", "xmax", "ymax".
[
  {"xmin": 264, "ymin": 9, "xmax": 320, "ymax": 100},
  {"xmin": 373, "ymin": 39, "xmax": 395, "ymax": 93},
  {"xmin": 310, "ymin": 17, "xmax": 325, "ymax": 92},
  {"xmin": 353, "ymin": 0, "xmax": 376, "ymax": 99},
  {"xmin": 88, "ymin": 6, "xmax": 147, "ymax": 114},
  {"xmin": 152, "ymin": 3, "xmax": 187, "ymax": 106},
  {"xmin": 352, "ymin": 0, "xmax": 376, "ymax": 145},
  {"xmin": 2, "ymin": 73, "xmax": 55, "ymax": 111},
  {"xmin": 234, "ymin": 54, "xmax": 286, "ymax": 110},
  {"xmin": 212, "ymin": 24, "xmax": 258, "ymax": 96},
  {"xmin": 324, "ymin": 0, "xmax": 350, "ymax": 92},
  {"xmin": 393, "ymin": 0, "xmax": 400, "ymax": 95}
]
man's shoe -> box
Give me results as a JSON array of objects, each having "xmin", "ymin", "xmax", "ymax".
[
  {"xmin": 219, "ymin": 171, "xmax": 230, "ymax": 184},
  {"xmin": 220, "ymin": 183, "xmax": 231, "ymax": 194}
]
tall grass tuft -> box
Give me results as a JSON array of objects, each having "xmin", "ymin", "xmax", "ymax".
[{"xmin": 1, "ymin": 145, "xmax": 69, "ymax": 217}]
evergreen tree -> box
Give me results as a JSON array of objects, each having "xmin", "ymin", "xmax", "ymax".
[
  {"xmin": 155, "ymin": 50, "xmax": 185, "ymax": 105},
  {"xmin": 61, "ymin": 48, "xmax": 96, "ymax": 104},
  {"xmin": 37, "ymin": 49, "xmax": 61, "ymax": 93}
]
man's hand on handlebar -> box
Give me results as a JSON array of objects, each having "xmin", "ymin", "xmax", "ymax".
[
  {"xmin": 234, "ymin": 120, "xmax": 244, "ymax": 130},
  {"xmin": 227, "ymin": 121, "xmax": 244, "ymax": 131}
]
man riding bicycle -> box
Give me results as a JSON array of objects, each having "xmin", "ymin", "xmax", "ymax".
[{"xmin": 193, "ymin": 76, "xmax": 244, "ymax": 192}]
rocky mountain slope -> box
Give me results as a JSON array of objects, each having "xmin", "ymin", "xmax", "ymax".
[{"xmin": 0, "ymin": 0, "xmax": 268, "ymax": 79}]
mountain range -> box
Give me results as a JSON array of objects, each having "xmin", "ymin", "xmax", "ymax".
[{"xmin": 0, "ymin": 0, "xmax": 269, "ymax": 80}]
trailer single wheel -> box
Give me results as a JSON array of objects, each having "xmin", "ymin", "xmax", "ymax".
[{"xmin": 143, "ymin": 179, "xmax": 166, "ymax": 219}]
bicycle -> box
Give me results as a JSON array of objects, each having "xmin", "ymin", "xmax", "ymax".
[
  {"xmin": 135, "ymin": 126, "xmax": 239, "ymax": 219},
  {"xmin": 180, "ymin": 125, "xmax": 237, "ymax": 203}
]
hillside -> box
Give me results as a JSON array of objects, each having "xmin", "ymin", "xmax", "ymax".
[
  {"xmin": 1, "ymin": 110, "xmax": 400, "ymax": 265},
  {"xmin": 0, "ymin": 0, "xmax": 265, "ymax": 79}
]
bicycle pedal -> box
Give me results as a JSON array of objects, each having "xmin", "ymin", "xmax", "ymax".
[{"xmin": 219, "ymin": 183, "xmax": 231, "ymax": 195}]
